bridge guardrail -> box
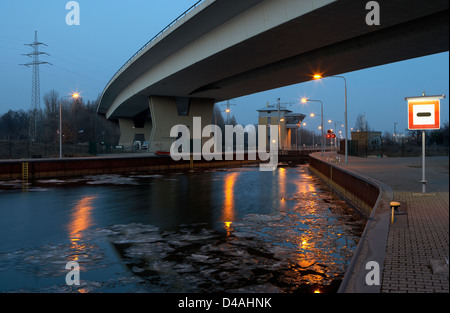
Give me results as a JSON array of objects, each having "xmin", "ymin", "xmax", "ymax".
[{"xmin": 104, "ymin": 0, "xmax": 204, "ymax": 91}]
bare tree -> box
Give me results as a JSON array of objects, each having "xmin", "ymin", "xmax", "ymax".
[
  {"xmin": 43, "ymin": 90, "xmax": 59, "ymax": 117},
  {"xmin": 354, "ymin": 113, "xmax": 370, "ymax": 131},
  {"xmin": 212, "ymin": 104, "xmax": 226, "ymax": 130},
  {"xmin": 42, "ymin": 90, "xmax": 60, "ymax": 142}
]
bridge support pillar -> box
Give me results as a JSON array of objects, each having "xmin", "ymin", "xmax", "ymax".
[
  {"xmin": 148, "ymin": 96, "xmax": 214, "ymax": 154},
  {"xmin": 118, "ymin": 118, "xmax": 152, "ymax": 148}
]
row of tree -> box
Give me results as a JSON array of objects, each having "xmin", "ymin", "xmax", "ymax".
[
  {"xmin": 1, "ymin": 92, "xmax": 447, "ymax": 151},
  {"xmin": 0, "ymin": 91, "xmax": 239, "ymax": 147},
  {"xmin": 0, "ymin": 90, "xmax": 120, "ymax": 145},
  {"xmin": 354, "ymin": 112, "xmax": 449, "ymax": 146}
]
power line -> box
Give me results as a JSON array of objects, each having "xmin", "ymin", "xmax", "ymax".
[{"xmin": 20, "ymin": 31, "xmax": 52, "ymax": 141}]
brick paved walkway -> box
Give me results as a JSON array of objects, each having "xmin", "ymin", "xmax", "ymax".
[
  {"xmin": 382, "ymin": 190, "xmax": 448, "ymax": 292},
  {"xmin": 313, "ymin": 153, "xmax": 449, "ymax": 293}
]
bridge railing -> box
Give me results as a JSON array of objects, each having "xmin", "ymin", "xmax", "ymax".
[{"xmin": 105, "ymin": 0, "xmax": 204, "ymax": 90}]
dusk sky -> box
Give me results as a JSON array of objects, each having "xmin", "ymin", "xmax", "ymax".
[{"xmin": 0, "ymin": 0, "xmax": 448, "ymax": 136}]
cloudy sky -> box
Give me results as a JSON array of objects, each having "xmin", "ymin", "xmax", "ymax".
[{"xmin": 0, "ymin": 0, "xmax": 448, "ymax": 136}]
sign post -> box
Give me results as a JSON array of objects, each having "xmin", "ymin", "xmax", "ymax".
[{"xmin": 405, "ymin": 93, "xmax": 445, "ymax": 193}]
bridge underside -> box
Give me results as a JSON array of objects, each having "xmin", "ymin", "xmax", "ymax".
[
  {"xmin": 189, "ymin": 9, "xmax": 448, "ymax": 101},
  {"xmin": 98, "ymin": 0, "xmax": 448, "ymax": 151},
  {"xmin": 102, "ymin": 1, "xmax": 448, "ymax": 119}
]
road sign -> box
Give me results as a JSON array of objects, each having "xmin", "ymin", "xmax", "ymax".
[
  {"xmin": 405, "ymin": 94, "xmax": 446, "ymax": 194},
  {"xmin": 406, "ymin": 95, "xmax": 444, "ymax": 130}
]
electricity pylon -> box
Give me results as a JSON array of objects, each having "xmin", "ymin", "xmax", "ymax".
[{"xmin": 21, "ymin": 31, "xmax": 52, "ymax": 141}]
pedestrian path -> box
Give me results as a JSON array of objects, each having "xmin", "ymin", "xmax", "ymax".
[{"xmin": 312, "ymin": 153, "xmax": 449, "ymax": 293}]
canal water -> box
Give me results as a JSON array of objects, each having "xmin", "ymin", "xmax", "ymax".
[{"xmin": 0, "ymin": 164, "xmax": 365, "ymax": 293}]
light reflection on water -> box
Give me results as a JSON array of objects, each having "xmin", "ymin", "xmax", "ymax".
[
  {"xmin": 222, "ymin": 172, "xmax": 239, "ymax": 235},
  {"xmin": 0, "ymin": 165, "xmax": 365, "ymax": 293},
  {"xmin": 68, "ymin": 195, "xmax": 96, "ymax": 266}
]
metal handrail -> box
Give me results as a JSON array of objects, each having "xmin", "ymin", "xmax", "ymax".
[{"xmin": 104, "ymin": 0, "xmax": 204, "ymax": 89}]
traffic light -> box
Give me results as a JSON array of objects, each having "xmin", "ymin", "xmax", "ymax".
[{"xmin": 327, "ymin": 129, "xmax": 335, "ymax": 139}]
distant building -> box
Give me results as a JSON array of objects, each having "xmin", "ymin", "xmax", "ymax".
[
  {"xmin": 257, "ymin": 104, "xmax": 305, "ymax": 150},
  {"xmin": 350, "ymin": 131, "xmax": 382, "ymax": 156}
]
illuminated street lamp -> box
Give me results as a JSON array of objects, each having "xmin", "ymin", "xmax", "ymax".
[
  {"xmin": 214, "ymin": 107, "xmax": 230, "ymax": 128},
  {"xmin": 313, "ymin": 74, "xmax": 348, "ymax": 163},
  {"xmin": 222, "ymin": 100, "xmax": 236, "ymax": 125},
  {"xmin": 59, "ymin": 92, "xmax": 80, "ymax": 159},
  {"xmin": 301, "ymin": 98, "xmax": 324, "ymax": 156}
]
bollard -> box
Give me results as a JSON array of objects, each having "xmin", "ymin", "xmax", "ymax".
[{"xmin": 390, "ymin": 201, "xmax": 401, "ymax": 223}]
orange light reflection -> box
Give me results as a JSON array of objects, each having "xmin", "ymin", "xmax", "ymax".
[
  {"xmin": 222, "ymin": 172, "xmax": 239, "ymax": 235},
  {"xmin": 68, "ymin": 195, "xmax": 96, "ymax": 260},
  {"xmin": 296, "ymin": 178, "xmax": 317, "ymax": 194},
  {"xmin": 278, "ymin": 168, "xmax": 286, "ymax": 209}
]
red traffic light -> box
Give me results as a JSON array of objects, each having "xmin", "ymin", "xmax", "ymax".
[
  {"xmin": 326, "ymin": 134, "xmax": 331, "ymax": 139},
  {"xmin": 331, "ymin": 134, "xmax": 336, "ymax": 138}
]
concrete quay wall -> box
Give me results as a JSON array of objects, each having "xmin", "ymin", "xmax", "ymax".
[
  {"xmin": 0, "ymin": 154, "xmax": 261, "ymax": 180},
  {"xmin": 309, "ymin": 156, "xmax": 380, "ymax": 217},
  {"xmin": 309, "ymin": 154, "xmax": 392, "ymax": 293}
]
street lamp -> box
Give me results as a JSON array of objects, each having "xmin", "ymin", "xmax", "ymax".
[
  {"xmin": 59, "ymin": 92, "xmax": 80, "ymax": 159},
  {"xmin": 225, "ymin": 108, "xmax": 230, "ymax": 124},
  {"xmin": 313, "ymin": 74, "xmax": 348, "ymax": 163},
  {"xmin": 222, "ymin": 100, "xmax": 236, "ymax": 125},
  {"xmin": 301, "ymin": 98, "xmax": 324, "ymax": 156}
]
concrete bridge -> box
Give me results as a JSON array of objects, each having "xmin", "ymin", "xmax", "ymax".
[{"xmin": 97, "ymin": 0, "xmax": 448, "ymax": 153}]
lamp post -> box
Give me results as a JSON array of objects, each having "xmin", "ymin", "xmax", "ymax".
[
  {"xmin": 59, "ymin": 92, "xmax": 80, "ymax": 159},
  {"xmin": 314, "ymin": 74, "xmax": 348, "ymax": 163},
  {"xmin": 298, "ymin": 122, "xmax": 306, "ymax": 149},
  {"xmin": 302, "ymin": 98, "xmax": 323, "ymax": 156},
  {"xmin": 215, "ymin": 108, "xmax": 230, "ymax": 126},
  {"xmin": 393, "ymin": 122, "xmax": 398, "ymax": 143},
  {"xmin": 222, "ymin": 100, "xmax": 236, "ymax": 125}
]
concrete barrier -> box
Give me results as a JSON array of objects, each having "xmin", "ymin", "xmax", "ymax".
[
  {"xmin": 0, "ymin": 154, "xmax": 262, "ymax": 180},
  {"xmin": 309, "ymin": 154, "xmax": 391, "ymax": 293},
  {"xmin": 309, "ymin": 156, "xmax": 379, "ymax": 217}
]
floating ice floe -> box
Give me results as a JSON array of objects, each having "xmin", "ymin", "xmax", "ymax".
[
  {"xmin": 0, "ymin": 242, "xmax": 105, "ymax": 279},
  {"xmin": 129, "ymin": 174, "xmax": 163, "ymax": 178},
  {"xmin": 85, "ymin": 174, "xmax": 140, "ymax": 185},
  {"xmin": 1, "ymin": 195, "xmax": 364, "ymax": 293},
  {"xmin": 37, "ymin": 179, "xmax": 67, "ymax": 184}
]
